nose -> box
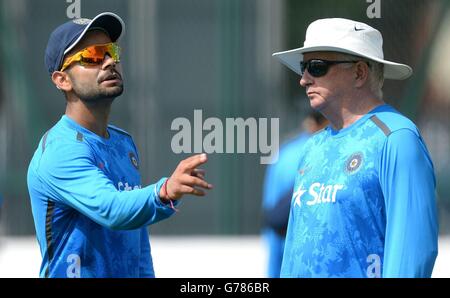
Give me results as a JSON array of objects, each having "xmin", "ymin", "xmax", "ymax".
[
  {"xmin": 300, "ymin": 70, "xmax": 313, "ymax": 88},
  {"xmin": 102, "ymin": 54, "xmax": 117, "ymax": 70}
]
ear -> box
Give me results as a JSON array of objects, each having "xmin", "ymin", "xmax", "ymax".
[
  {"xmin": 354, "ymin": 61, "xmax": 370, "ymax": 88},
  {"xmin": 51, "ymin": 71, "xmax": 72, "ymax": 92}
]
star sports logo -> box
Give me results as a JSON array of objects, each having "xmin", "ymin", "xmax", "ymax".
[{"xmin": 293, "ymin": 182, "xmax": 344, "ymax": 207}]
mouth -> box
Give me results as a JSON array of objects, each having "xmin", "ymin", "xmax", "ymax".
[{"xmin": 100, "ymin": 72, "xmax": 122, "ymax": 84}]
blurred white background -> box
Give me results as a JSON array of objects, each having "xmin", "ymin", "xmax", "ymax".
[{"xmin": 0, "ymin": 235, "xmax": 448, "ymax": 278}]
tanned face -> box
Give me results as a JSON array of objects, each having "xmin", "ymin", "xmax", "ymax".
[
  {"xmin": 300, "ymin": 52, "xmax": 356, "ymax": 112},
  {"xmin": 63, "ymin": 30, "xmax": 124, "ymax": 102}
]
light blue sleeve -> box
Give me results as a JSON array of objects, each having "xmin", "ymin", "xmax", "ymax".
[
  {"xmin": 379, "ymin": 128, "xmax": 439, "ymax": 277},
  {"xmin": 139, "ymin": 228, "xmax": 154, "ymax": 278},
  {"xmin": 36, "ymin": 140, "xmax": 176, "ymax": 230}
]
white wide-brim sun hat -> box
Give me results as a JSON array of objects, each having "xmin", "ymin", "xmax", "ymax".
[{"xmin": 272, "ymin": 18, "xmax": 412, "ymax": 80}]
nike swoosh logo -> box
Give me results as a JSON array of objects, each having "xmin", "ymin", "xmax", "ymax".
[{"xmin": 354, "ymin": 25, "xmax": 365, "ymax": 31}]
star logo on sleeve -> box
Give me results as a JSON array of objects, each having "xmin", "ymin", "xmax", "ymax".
[{"xmin": 293, "ymin": 183, "xmax": 307, "ymax": 208}]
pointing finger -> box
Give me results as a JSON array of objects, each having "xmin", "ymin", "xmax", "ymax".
[{"xmin": 182, "ymin": 154, "xmax": 208, "ymax": 171}]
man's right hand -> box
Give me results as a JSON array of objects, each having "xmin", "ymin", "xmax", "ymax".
[{"xmin": 159, "ymin": 153, "xmax": 213, "ymax": 202}]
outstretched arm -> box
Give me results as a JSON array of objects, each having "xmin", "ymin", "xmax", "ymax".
[{"xmin": 37, "ymin": 140, "xmax": 212, "ymax": 230}]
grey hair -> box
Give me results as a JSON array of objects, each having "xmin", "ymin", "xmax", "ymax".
[{"xmin": 338, "ymin": 53, "xmax": 384, "ymax": 99}]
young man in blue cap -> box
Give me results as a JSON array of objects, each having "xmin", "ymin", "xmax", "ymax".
[
  {"xmin": 27, "ymin": 12, "xmax": 213, "ymax": 278},
  {"xmin": 272, "ymin": 18, "xmax": 438, "ymax": 277}
]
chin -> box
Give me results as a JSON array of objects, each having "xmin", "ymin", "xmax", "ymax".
[
  {"xmin": 309, "ymin": 99, "xmax": 325, "ymax": 111},
  {"xmin": 79, "ymin": 89, "xmax": 123, "ymax": 103},
  {"xmin": 103, "ymin": 86, "xmax": 124, "ymax": 98}
]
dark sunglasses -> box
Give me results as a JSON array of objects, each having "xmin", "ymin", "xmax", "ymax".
[{"xmin": 300, "ymin": 59, "xmax": 359, "ymax": 77}]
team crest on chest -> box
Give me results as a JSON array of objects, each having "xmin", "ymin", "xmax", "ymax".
[
  {"xmin": 345, "ymin": 152, "xmax": 363, "ymax": 174},
  {"xmin": 129, "ymin": 152, "xmax": 139, "ymax": 170}
]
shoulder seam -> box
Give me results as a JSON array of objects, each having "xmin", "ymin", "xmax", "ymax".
[
  {"xmin": 370, "ymin": 115, "xmax": 391, "ymax": 136},
  {"xmin": 42, "ymin": 130, "xmax": 51, "ymax": 153}
]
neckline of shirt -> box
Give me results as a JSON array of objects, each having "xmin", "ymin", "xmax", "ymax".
[
  {"xmin": 61, "ymin": 115, "xmax": 114, "ymax": 145},
  {"xmin": 326, "ymin": 104, "xmax": 391, "ymax": 138}
]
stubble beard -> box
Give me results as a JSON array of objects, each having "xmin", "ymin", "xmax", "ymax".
[{"xmin": 72, "ymin": 81, "xmax": 124, "ymax": 103}]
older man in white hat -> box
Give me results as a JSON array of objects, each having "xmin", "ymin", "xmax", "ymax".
[{"xmin": 273, "ymin": 18, "xmax": 438, "ymax": 278}]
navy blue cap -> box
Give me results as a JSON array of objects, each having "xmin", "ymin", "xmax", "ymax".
[{"xmin": 45, "ymin": 12, "xmax": 125, "ymax": 75}]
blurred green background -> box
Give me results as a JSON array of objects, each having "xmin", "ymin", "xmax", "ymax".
[{"xmin": 1, "ymin": 0, "xmax": 449, "ymax": 236}]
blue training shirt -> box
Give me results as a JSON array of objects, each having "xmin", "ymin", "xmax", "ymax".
[
  {"xmin": 281, "ymin": 104, "xmax": 438, "ymax": 278},
  {"xmin": 27, "ymin": 115, "xmax": 177, "ymax": 278}
]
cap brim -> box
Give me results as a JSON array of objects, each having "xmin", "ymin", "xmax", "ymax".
[
  {"xmin": 64, "ymin": 12, "xmax": 125, "ymax": 55},
  {"xmin": 272, "ymin": 46, "xmax": 413, "ymax": 80}
]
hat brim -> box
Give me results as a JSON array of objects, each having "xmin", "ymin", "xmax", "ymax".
[
  {"xmin": 272, "ymin": 46, "xmax": 412, "ymax": 80},
  {"xmin": 64, "ymin": 12, "xmax": 125, "ymax": 55}
]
